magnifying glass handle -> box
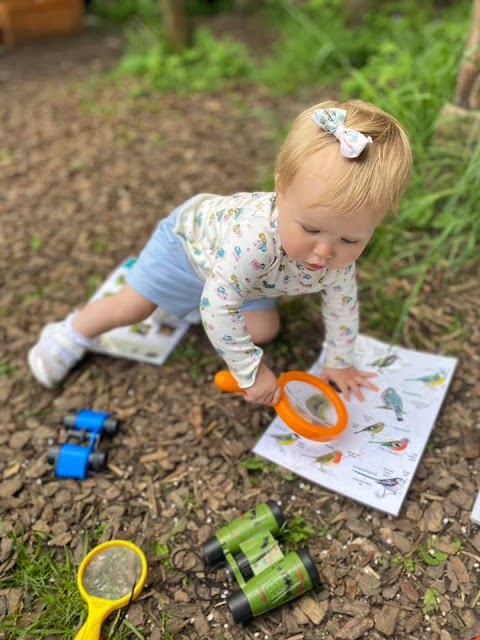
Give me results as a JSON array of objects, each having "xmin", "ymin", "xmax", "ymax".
[
  {"xmin": 74, "ymin": 608, "xmax": 104, "ymax": 640},
  {"xmin": 214, "ymin": 370, "xmax": 242, "ymax": 393}
]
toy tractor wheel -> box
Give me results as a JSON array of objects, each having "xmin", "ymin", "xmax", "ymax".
[
  {"xmin": 88, "ymin": 451, "xmax": 107, "ymax": 472},
  {"xmin": 102, "ymin": 416, "xmax": 118, "ymax": 436},
  {"xmin": 63, "ymin": 412, "xmax": 78, "ymax": 428},
  {"xmin": 47, "ymin": 445, "xmax": 61, "ymax": 465}
]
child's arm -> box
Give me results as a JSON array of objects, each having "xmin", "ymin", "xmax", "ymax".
[
  {"xmin": 200, "ymin": 214, "xmax": 277, "ymax": 398},
  {"xmin": 321, "ymin": 264, "xmax": 377, "ymax": 401}
]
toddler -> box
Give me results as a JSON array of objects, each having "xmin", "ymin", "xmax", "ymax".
[{"xmin": 28, "ymin": 99, "xmax": 412, "ymax": 405}]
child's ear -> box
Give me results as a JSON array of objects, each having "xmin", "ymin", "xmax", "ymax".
[{"xmin": 274, "ymin": 173, "xmax": 282, "ymax": 194}]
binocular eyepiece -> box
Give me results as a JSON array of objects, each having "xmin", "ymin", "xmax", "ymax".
[{"xmin": 202, "ymin": 501, "xmax": 320, "ymax": 623}]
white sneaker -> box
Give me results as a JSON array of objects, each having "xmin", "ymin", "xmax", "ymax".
[{"xmin": 28, "ymin": 321, "xmax": 87, "ymax": 389}]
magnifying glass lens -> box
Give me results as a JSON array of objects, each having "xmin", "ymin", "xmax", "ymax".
[
  {"xmin": 284, "ymin": 380, "xmax": 336, "ymax": 427},
  {"xmin": 82, "ymin": 546, "xmax": 144, "ymax": 600}
]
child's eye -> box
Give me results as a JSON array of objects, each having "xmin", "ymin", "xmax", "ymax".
[
  {"xmin": 341, "ymin": 237, "xmax": 359, "ymax": 245},
  {"xmin": 302, "ymin": 225, "xmax": 319, "ymax": 234}
]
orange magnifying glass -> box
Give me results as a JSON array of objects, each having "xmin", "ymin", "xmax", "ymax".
[{"xmin": 214, "ymin": 370, "xmax": 348, "ymax": 442}]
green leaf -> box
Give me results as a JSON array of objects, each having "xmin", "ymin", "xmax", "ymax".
[
  {"xmin": 417, "ymin": 543, "xmax": 449, "ymax": 566},
  {"xmin": 422, "ymin": 587, "xmax": 441, "ymax": 614}
]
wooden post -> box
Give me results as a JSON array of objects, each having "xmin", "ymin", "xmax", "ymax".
[
  {"xmin": 0, "ymin": 1, "xmax": 14, "ymax": 47},
  {"xmin": 433, "ymin": 0, "xmax": 480, "ymax": 147},
  {"xmin": 234, "ymin": 0, "xmax": 258, "ymax": 12},
  {"xmin": 159, "ymin": 0, "xmax": 192, "ymax": 54},
  {"xmin": 455, "ymin": 0, "xmax": 480, "ymax": 109},
  {"xmin": 344, "ymin": 0, "xmax": 370, "ymax": 27}
]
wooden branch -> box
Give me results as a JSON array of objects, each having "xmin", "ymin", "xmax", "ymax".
[
  {"xmin": 455, "ymin": 0, "xmax": 480, "ymax": 108},
  {"xmin": 159, "ymin": 0, "xmax": 192, "ymax": 54}
]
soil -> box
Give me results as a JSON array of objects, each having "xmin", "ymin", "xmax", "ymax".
[{"xmin": 1, "ymin": 18, "xmax": 480, "ymax": 640}]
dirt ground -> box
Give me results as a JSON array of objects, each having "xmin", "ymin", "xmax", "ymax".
[{"xmin": 1, "ymin": 20, "xmax": 480, "ymax": 640}]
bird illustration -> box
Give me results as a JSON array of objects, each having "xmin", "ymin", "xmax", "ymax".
[
  {"xmin": 353, "ymin": 421, "xmax": 385, "ymax": 435},
  {"xmin": 269, "ymin": 433, "xmax": 299, "ymax": 446},
  {"xmin": 379, "ymin": 387, "xmax": 404, "ymax": 421},
  {"xmin": 304, "ymin": 394, "xmax": 333, "ymax": 426},
  {"xmin": 370, "ymin": 437, "xmax": 410, "ymax": 452},
  {"xmin": 303, "ymin": 450, "xmax": 343, "ymax": 469},
  {"xmin": 369, "ymin": 354, "xmax": 399, "ymax": 368},
  {"xmin": 354, "ymin": 470, "xmax": 405, "ymax": 496},
  {"xmin": 405, "ymin": 371, "xmax": 446, "ymax": 387}
]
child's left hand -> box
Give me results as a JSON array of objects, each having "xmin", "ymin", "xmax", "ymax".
[{"xmin": 322, "ymin": 366, "xmax": 378, "ymax": 402}]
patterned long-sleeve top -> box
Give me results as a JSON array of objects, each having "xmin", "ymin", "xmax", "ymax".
[{"xmin": 174, "ymin": 192, "xmax": 359, "ymax": 388}]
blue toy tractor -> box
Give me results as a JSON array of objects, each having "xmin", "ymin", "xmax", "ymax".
[{"xmin": 47, "ymin": 409, "xmax": 118, "ymax": 480}]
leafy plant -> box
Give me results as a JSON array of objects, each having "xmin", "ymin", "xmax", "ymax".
[
  {"xmin": 90, "ymin": 0, "xmax": 159, "ymax": 25},
  {"xmin": 416, "ymin": 538, "xmax": 450, "ymax": 566},
  {"xmin": 422, "ymin": 587, "xmax": 441, "ymax": 614},
  {"xmin": 242, "ymin": 456, "xmax": 296, "ymax": 481},
  {"xmin": 391, "ymin": 555, "xmax": 416, "ymax": 574},
  {"xmin": 283, "ymin": 514, "xmax": 315, "ymax": 547},
  {"xmin": 118, "ymin": 26, "xmax": 252, "ymax": 93},
  {"xmin": 152, "ymin": 541, "xmax": 173, "ymax": 569},
  {"xmin": 242, "ymin": 456, "xmax": 275, "ymax": 474}
]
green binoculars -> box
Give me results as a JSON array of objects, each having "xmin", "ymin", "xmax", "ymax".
[{"xmin": 202, "ymin": 501, "xmax": 320, "ymax": 623}]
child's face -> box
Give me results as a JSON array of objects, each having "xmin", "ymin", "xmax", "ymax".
[{"xmin": 276, "ymin": 149, "xmax": 384, "ymax": 271}]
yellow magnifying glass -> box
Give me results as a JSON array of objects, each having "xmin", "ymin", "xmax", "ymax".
[
  {"xmin": 215, "ymin": 370, "xmax": 349, "ymax": 442},
  {"xmin": 75, "ymin": 540, "xmax": 147, "ymax": 640}
]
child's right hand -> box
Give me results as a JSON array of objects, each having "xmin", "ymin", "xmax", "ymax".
[{"xmin": 243, "ymin": 364, "xmax": 281, "ymax": 406}]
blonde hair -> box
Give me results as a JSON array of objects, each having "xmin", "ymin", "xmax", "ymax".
[{"xmin": 275, "ymin": 99, "xmax": 412, "ymax": 216}]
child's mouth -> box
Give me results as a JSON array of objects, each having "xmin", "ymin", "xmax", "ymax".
[{"xmin": 305, "ymin": 263, "xmax": 326, "ymax": 270}]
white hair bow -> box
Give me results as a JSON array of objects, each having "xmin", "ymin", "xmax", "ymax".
[{"xmin": 312, "ymin": 108, "xmax": 372, "ymax": 158}]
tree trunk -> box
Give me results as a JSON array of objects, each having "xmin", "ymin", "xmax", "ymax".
[
  {"xmin": 159, "ymin": 0, "xmax": 192, "ymax": 54},
  {"xmin": 344, "ymin": 0, "xmax": 370, "ymax": 27},
  {"xmin": 234, "ymin": 0, "xmax": 258, "ymax": 12},
  {"xmin": 455, "ymin": 0, "xmax": 480, "ymax": 109}
]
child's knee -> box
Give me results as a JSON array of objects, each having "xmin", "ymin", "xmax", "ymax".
[{"xmin": 244, "ymin": 309, "xmax": 280, "ymax": 344}]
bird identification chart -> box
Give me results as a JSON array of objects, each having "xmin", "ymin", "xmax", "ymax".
[
  {"xmin": 471, "ymin": 492, "xmax": 480, "ymax": 525},
  {"xmin": 89, "ymin": 257, "xmax": 199, "ymax": 365},
  {"xmin": 254, "ymin": 334, "xmax": 457, "ymax": 516}
]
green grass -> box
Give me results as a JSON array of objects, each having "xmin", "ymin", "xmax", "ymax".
[
  {"xmin": 0, "ymin": 534, "xmax": 145, "ymax": 639},
  {"xmin": 0, "ymin": 363, "xmax": 18, "ymax": 377}
]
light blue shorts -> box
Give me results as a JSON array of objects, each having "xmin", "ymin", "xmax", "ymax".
[{"xmin": 126, "ymin": 200, "xmax": 276, "ymax": 319}]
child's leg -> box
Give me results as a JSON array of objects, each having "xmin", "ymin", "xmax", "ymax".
[
  {"xmin": 71, "ymin": 285, "xmax": 156, "ymax": 338},
  {"xmin": 28, "ymin": 285, "xmax": 155, "ymax": 388},
  {"xmin": 243, "ymin": 308, "xmax": 280, "ymax": 344}
]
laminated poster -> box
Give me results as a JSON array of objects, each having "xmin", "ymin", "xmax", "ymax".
[
  {"xmin": 89, "ymin": 257, "xmax": 200, "ymax": 365},
  {"xmin": 254, "ymin": 334, "xmax": 458, "ymax": 517},
  {"xmin": 471, "ymin": 492, "xmax": 480, "ymax": 525}
]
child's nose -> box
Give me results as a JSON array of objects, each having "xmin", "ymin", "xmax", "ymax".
[{"xmin": 314, "ymin": 238, "xmax": 334, "ymax": 259}]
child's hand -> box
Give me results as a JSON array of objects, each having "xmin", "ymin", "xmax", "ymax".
[
  {"xmin": 322, "ymin": 366, "xmax": 378, "ymax": 402},
  {"xmin": 243, "ymin": 364, "xmax": 281, "ymax": 406}
]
